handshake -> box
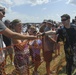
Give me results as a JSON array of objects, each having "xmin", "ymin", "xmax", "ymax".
[{"xmin": 36, "ymin": 32, "xmax": 45, "ymax": 37}]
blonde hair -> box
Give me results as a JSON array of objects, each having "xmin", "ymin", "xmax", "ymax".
[{"xmin": 29, "ymin": 26, "xmax": 36, "ymax": 31}]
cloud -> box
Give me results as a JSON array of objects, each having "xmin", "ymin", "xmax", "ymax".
[
  {"xmin": 0, "ymin": 0, "xmax": 13, "ymax": 6},
  {"xmin": 0, "ymin": 0, "xmax": 51, "ymax": 23},
  {"xmin": 0, "ymin": 0, "xmax": 62, "ymax": 7},
  {"xmin": 49, "ymin": 0, "xmax": 62, "ymax": 3},
  {"xmin": 3, "ymin": 12, "xmax": 42, "ymax": 23},
  {"xmin": 66, "ymin": 0, "xmax": 76, "ymax": 5},
  {"xmin": 0, "ymin": 0, "xmax": 63, "ymax": 23},
  {"xmin": 0, "ymin": 0, "xmax": 50, "ymax": 7},
  {"xmin": 0, "ymin": 0, "xmax": 62, "ymax": 11},
  {"xmin": 29, "ymin": 0, "xmax": 49, "ymax": 6},
  {"xmin": 0, "ymin": 0, "xmax": 50, "ymax": 12},
  {"xmin": 16, "ymin": 0, "xmax": 62, "ymax": 5},
  {"xmin": 51, "ymin": 0, "xmax": 62, "ymax": 2},
  {"xmin": 0, "ymin": 0, "xmax": 13, "ymax": 12}
]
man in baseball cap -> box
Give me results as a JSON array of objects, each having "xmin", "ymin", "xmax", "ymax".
[{"xmin": 0, "ymin": 6, "xmax": 5, "ymax": 19}]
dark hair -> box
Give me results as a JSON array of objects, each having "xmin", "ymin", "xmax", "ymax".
[
  {"xmin": 61, "ymin": 14, "xmax": 70, "ymax": 19},
  {"xmin": 4, "ymin": 20, "xmax": 10, "ymax": 24},
  {"xmin": 72, "ymin": 19, "xmax": 75, "ymax": 24}
]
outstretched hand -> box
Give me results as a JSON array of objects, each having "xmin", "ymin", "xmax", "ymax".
[
  {"xmin": 37, "ymin": 32, "xmax": 42, "ymax": 36},
  {"xmin": 30, "ymin": 35, "xmax": 37, "ymax": 40}
]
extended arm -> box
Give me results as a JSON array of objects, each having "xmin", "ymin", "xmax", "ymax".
[
  {"xmin": 1, "ymin": 28, "xmax": 37, "ymax": 40},
  {"xmin": 38, "ymin": 30, "xmax": 56, "ymax": 36}
]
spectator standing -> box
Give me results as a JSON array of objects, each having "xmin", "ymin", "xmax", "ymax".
[
  {"xmin": 0, "ymin": 6, "xmax": 36, "ymax": 75},
  {"xmin": 3, "ymin": 20, "xmax": 14, "ymax": 65},
  {"xmin": 38, "ymin": 14, "xmax": 76, "ymax": 75}
]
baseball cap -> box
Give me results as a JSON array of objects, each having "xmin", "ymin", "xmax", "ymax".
[
  {"xmin": 11, "ymin": 19, "xmax": 21, "ymax": 25},
  {"xmin": 47, "ymin": 20, "xmax": 52, "ymax": 25},
  {"xmin": 4, "ymin": 20, "xmax": 10, "ymax": 24},
  {"xmin": 0, "ymin": 6, "xmax": 5, "ymax": 15},
  {"xmin": 43, "ymin": 19, "xmax": 47, "ymax": 23},
  {"xmin": 0, "ymin": 6, "xmax": 5, "ymax": 10}
]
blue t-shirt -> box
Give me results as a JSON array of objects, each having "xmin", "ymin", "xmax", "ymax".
[{"xmin": 31, "ymin": 39, "xmax": 42, "ymax": 57}]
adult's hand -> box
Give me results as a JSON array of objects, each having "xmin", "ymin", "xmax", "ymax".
[{"xmin": 37, "ymin": 32, "xmax": 45, "ymax": 37}]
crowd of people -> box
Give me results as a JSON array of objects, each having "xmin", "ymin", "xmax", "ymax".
[{"xmin": 0, "ymin": 6, "xmax": 76, "ymax": 75}]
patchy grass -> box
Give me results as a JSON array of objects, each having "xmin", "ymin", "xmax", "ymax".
[{"xmin": 5, "ymin": 43, "xmax": 76, "ymax": 75}]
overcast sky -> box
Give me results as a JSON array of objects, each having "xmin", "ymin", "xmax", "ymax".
[{"xmin": 0, "ymin": 0, "xmax": 76, "ymax": 23}]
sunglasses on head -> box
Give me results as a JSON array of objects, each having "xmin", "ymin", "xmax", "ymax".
[
  {"xmin": 0, "ymin": 10, "xmax": 5, "ymax": 15},
  {"xmin": 61, "ymin": 18, "xmax": 68, "ymax": 21}
]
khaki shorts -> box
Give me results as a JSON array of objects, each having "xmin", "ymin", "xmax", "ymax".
[{"xmin": 4, "ymin": 47, "xmax": 13, "ymax": 56}]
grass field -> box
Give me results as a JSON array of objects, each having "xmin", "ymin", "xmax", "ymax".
[{"xmin": 5, "ymin": 43, "xmax": 76, "ymax": 75}]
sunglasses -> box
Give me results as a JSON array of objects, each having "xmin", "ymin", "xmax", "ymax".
[
  {"xmin": 61, "ymin": 18, "xmax": 68, "ymax": 21},
  {"xmin": 0, "ymin": 10, "xmax": 5, "ymax": 15},
  {"xmin": 33, "ymin": 31, "xmax": 37, "ymax": 33}
]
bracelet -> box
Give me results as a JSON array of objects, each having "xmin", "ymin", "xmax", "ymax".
[{"xmin": 42, "ymin": 32, "xmax": 45, "ymax": 36}]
